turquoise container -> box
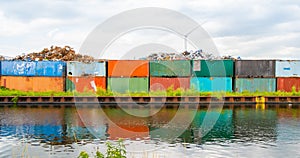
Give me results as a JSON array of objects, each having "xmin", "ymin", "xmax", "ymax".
[
  {"xmin": 190, "ymin": 77, "xmax": 232, "ymax": 92},
  {"xmin": 234, "ymin": 78, "xmax": 276, "ymax": 92}
]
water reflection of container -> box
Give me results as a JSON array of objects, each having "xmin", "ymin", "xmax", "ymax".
[
  {"xmin": 234, "ymin": 78, "xmax": 276, "ymax": 92},
  {"xmin": 64, "ymin": 108, "xmax": 108, "ymax": 140},
  {"xmin": 107, "ymin": 77, "xmax": 149, "ymax": 93},
  {"xmin": 0, "ymin": 76, "xmax": 65, "ymax": 92},
  {"xmin": 150, "ymin": 77, "xmax": 190, "ymax": 91},
  {"xmin": 149, "ymin": 108, "xmax": 195, "ymax": 143},
  {"xmin": 277, "ymin": 77, "xmax": 300, "ymax": 92},
  {"xmin": 104, "ymin": 108, "xmax": 149, "ymax": 140},
  {"xmin": 108, "ymin": 60, "xmax": 149, "ymax": 77},
  {"xmin": 66, "ymin": 76, "xmax": 106, "ymax": 92},
  {"xmin": 233, "ymin": 109, "xmax": 277, "ymax": 142},
  {"xmin": 150, "ymin": 60, "xmax": 191, "ymax": 77},
  {"xmin": 192, "ymin": 109, "xmax": 233, "ymax": 142},
  {"xmin": 190, "ymin": 77, "xmax": 232, "ymax": 92},
  {"xmin": 0, "ymin": 108, "xmax": 64, "ymax": 140},
  {"xmin": 191, "ymin": 60, "xmax": 234, "ymax": 77}
]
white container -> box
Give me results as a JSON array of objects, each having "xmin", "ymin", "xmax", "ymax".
[{"xmin": 275, "ymin": 60, "xmax": 300, "ymax": 77}]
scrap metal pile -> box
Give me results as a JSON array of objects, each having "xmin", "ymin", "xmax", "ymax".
[
  {"xmin": 144, "ymin": 50, "xmax": 235, "ymax": 60},
  {"xmin": 13, "ymin": 46, "xmax": 96, "ymax": 62}
]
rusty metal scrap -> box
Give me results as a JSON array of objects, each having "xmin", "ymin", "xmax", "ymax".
[{"xmin": 13, "ymin": 46, "xmax": 97, "ymax": 62}]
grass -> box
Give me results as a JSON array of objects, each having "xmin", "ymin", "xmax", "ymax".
[{"xmin": 1, "ymin": 86, "xmax": 300, "ymax": 97}]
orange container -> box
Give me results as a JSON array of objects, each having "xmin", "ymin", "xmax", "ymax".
[
  {"xmin": 108, "ymin": 60, "xmax": 149, "ymax": 77},
  {"xmin": 1, "ymin": 76, "xmax": 65, "ymax": 92},
  {"xmin": 150, "ymin": 77, "xmax": 190, "ymax": 91},
  {"xmin": 32, "ymin": 77, "xmax": 65, "ymax": 92},
  {"xmin": 67, "ymin": 76, "xmax": 106, "ymax": 92}
]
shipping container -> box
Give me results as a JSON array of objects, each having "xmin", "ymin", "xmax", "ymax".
[
  {"xmin": 275, "ymin": 60, "xmax": 300, "ymax": 77},
  {"xmin": 32, "ymin": 77, "xmax": 65, "ymax": 92},
  {"xmin": 192, "ymin": 60, "xmax": 234, "ymax": 77},
  {"xmin": 107, "ymin": 77, "xmax": 148, "ymax": 93},
  {"xmin": 1, "ymin": 61, "xmax": 37, "ymax": 76},
  {"xmin": 150, "ymin": 60, "xmax": 191, "ymax": 77},
  {"xmin": 234, "ymin": 78, "xmax": 276, "ymax": 92},
  {"xmin": 150, "ymin": 77, "xmax": 190, "ymax": 91},
  {"xmin": 66, "ymin": 76, "xmax": 106, "ymax": 92},
  {"xmin": 190, "ymin": 77, "xmax": 232, "ymax": 92},
  {"xmin": 108, "ymin": 60, "xmax": 149, "ymax": 77},
  {"xmin": 235, "ymin": 60, "xmax": 275, "ymax": 78},
  {"xmin": 67, "ymin": 61, "xmax": 106, "ymax": 77},
  {"xmin": 0, "ymin": 76, "xmax": 64, "ymax": 92},
  {"xmin": 36, "ymin": 61, "xmax": 66, "ymax": 77},
  {"xmin": 277, "ymin": 77, "xmax": 300, "ymax": 92}
]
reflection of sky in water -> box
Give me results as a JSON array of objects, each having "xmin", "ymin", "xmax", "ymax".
[{"xmin": 0, "ymin": 107, "xmax": 299, "ymax": 157}]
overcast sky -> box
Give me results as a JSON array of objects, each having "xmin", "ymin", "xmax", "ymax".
[{"xmin": 0, "ymin": 0, "xmax": 300, "ymax": 59}]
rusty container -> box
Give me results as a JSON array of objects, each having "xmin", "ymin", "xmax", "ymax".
[
  {"xmin": 108, "ymin": 60, "xmax": 149, "ymax": 77},
  {"xmin": 150, "ymin": 77, "xmax": 190, "ymax": 91},
  {"xmin": 277, "ymin": 77, "xmax": 300, "ymax": 92},
  {"xmin": 66, "ymin": 76, "xmax": 106, "ymax": 92},
  {"xmin": 0, "ymin": 76, "xmax": 64, "ymax": 92},
  {"xmin": 235, "ymin": 60, "xmax": 275, "ymax": 78}
]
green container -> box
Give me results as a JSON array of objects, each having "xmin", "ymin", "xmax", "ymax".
[
  {"xmin": 192, "ymin": 60, "xmax": 234, "ymax": 77},
  {"xmin": 234, "ymin": 78, "xmax": 276, "ymax": 92},
  {"xmin": 150, "ymin": 60, "xmax": 191, "ymax": 77},
  {"xmin": 108, "ymin": 77, "xmax": 149, "ymax": 93},
  {"xmin": 66, "ymin": 77, "xmax": 75, "ymax": 91}
]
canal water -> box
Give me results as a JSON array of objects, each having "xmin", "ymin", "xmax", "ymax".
[{"xmin": 0, "ymin": 105, "xmax": 299, "ymax": 158}]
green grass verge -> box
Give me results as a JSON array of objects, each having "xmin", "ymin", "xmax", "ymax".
[{"xmin": 1, "ymin": 86, "xmax": 300, "ymax": 97}]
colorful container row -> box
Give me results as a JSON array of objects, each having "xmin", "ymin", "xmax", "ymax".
[
  {"xmin": 2, "ymin": 76, "xmax": 300, "ymax": 92},
  {"xmin": 2, "ymin": 60, "xmax": 300, "ymax": 78}
]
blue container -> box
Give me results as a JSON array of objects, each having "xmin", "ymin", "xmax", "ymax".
[
  {"xmin": 36, "ymin": 61, "xmax": 66, "ymax": 77},
  {"xmin": 67, "ymin": 61, "xmax": 106, "ymax": 77},
  {"xmin": 190, "ymin": 77, "xmax": 232, "ymax": 92},
  {"xmin": 1, "ymin": 61, "xmax": 37, "ymax": 76}
]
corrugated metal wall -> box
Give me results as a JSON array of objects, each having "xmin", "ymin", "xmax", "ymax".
[
  {"xmin": 1, "ymin": 61, "xmax": 37, "ymax": 76},
  {"xmin": 36, "ymin": 61, "xmax": 66, "ymax": 77},
  {"xmin": 66, "ymin": 76, "xmax": 106, "ymax": 92},
  {"xmin": 107, "ymin": 77, "xmax": 149, "ymax": 93},
  {"xmin": 0, "ymin": 76, "xmax": 64, "ymax": 92},
  {"xmin": 67, "ymin": 61, "xmax": 106, "ymax": 77},
  {"xmin": 149, "ymin": 77, "xmax": 190, "ymax": 91},
  {"xmin": 275, "ymin": 60, "xmax": 300, "ymax": 77},
  {"xmin": 108, "ymin": 60, "xmax": 149, "ymax": 77},
  {"xmin": 234, "ymin": 78, "xmax": 276, "ymax": 92},
  {"xmin": 192, "ymin": 60, "xmax": 234, "ymax": 77},
  {"xmin": 277, "ymin": 77, "xmax": 300, "ymax": 92},
  {"xmin": 235, "ymin": 60, "xmax": 275, "ymax": 78},
  {"xmin": 190, "ymin": 77, "xmax": 232, "ymax": 92},
  {"xmin": 150, "ymin": 60, "xmax": 191, "ymax": 77}
]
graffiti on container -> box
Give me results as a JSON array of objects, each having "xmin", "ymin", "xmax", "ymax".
[{"xmin": 13, "ymin": 62, "xmax": 35, "ymax": 75}]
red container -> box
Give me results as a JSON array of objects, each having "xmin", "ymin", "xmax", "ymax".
[
  {"xmin": 108, "ymin": 60, "xmax": 149, "ymax": 77},
  {"xmin": 277, "ymin": 77, "xmax": 300, "ymax": 92},
  {"xmin": 150, "ymin": 77, "xmax": 190, "ymax": 91},
  {"xmin": 67, "ymin": 76, "xmax": 106, "ymax": 92}
]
